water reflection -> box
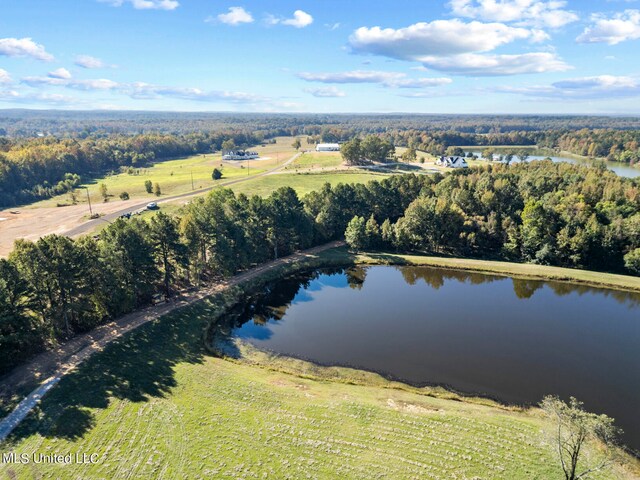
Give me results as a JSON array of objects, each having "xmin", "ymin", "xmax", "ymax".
[
  {"xmin": 466, "ymin": 151, "xmax": 640, "ymax": 179},
  {"xmin": 209, "ymin": 265, "xmax": 640, "ymax": 450}
]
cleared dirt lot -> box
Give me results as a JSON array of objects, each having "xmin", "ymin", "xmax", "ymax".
[{"xmin": 0, "ymin": 199, "xmax": 145, "ymax": 257}]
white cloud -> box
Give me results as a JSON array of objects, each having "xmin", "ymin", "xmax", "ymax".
[
  {"xmin": 421, "ymin": 52, "xmax": 571, "ymax": 76},
  {"xmin": 48, "ymin": 68, "xmax": 72, "ymax": 80},
  {"xmin": 298, "ymin": 70, "xmax": 405, "ymax": 84},
  {"xmin": 72, "ymin": 79, "xmax": 121, "ymax": 90},
  {"xmin": 0, "ymin": 69, "xmax": 12, "ymax": 84},
  {"xmin": 268, "ymin": 10, "xmax": 313, "ymax": 28},
  {"xmin": 22, "ymin": 76, "xmax": 120, "ymax": 90},
  {"xmin": 348, "ymin": 19, "xmax": 573, "ymax": 76},
  {"xmin": 215, "ymin": 7, "xmax": 254, "ymax": 26},
  {"xmin": 126, "ymin": 82, "xmax": 267, "ymax": 103},
  {"xmin": 0, "ymin": 37, "xmax": 54, "ymax": 61},
  {"xmin": 498, "ymin": 75, "xmax": 640, "ymax": 99},
  {"xmin": 21, "ymin": 73, "xmax": 266, "ymax": 103},
  {"xmin": 577, "ymin": 10, "xmax": 640, "ymax": 44},
  {"xmin": 297, "ymin": 70, "xmax": 452, "ymax": 88},
  {"xmin": 75, "ymin": 55, "xmax": 109, "ymax": 69},
  {"xmin": 349, "ymin": 20, "xmax": 545, "ymax": 60},
  {"xmin": 282, "ymin": 10, "xmax": 313, "ymax": 28},
  {"xmin": 449, "ymin": 0, "xmax": 578, "ymax": 28},
  {"xmin": 100, "ymin": 0, "xmax": 179, "ymax": 10},
  {"xmin": 304, "ymin": 86, "xmax": 346, "ymax": 97},
  {"xmin": 0, "ymin": 90, "xmax": 77, "ymax": 105}
]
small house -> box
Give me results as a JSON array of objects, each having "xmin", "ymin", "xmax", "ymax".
[{"xmin": 436, "ymin": 156, "xmax": 469, "ymax": 168}]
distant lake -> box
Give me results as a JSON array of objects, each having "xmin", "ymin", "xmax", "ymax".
[
  {"xmin": 465, "ymin": 150, "xmax": 640, "ymax": 179},
  {"xmin": 215, "ymin": 266, "xmax": 640, "ymax": 451}
]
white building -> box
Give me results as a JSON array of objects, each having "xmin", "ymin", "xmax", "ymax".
[
  {"xmin": 316, "ymin": 143, "xmax": 340, "ymax": 152},
  {"xmin": 436, "ymin": 156, "xmax": 469, "ymax": 168},
  {"xmin": 222, "ymin": 150, "xmax": 259, "ymax": 161}
]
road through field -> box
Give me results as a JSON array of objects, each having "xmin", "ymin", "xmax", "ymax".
[
  {"xmin": 0, "ymin": 152, "xmax": 301, "ymax": 257},
  {"xmin": 0, "ymin": 240, "xmax": 344, "ymax": 442}
]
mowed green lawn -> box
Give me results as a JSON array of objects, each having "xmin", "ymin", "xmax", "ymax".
[
  {"xmin": 28, "ymin": 136, "xmax": 307, "ymax": 209},
  {"xmin": 2, "ymin": 288, "xmax": 632, "ymax": 480},
  {"xmin": 228, "ymin": 172, "xmax": 392, "ymax": 197},
  {"xmin": 288, "ymin": 151, "xmax": 344, "ymax": 170}
]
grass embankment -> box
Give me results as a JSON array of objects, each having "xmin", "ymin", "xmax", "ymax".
[
  {"xmin": 2, "ymin": 246, "xmax": 639, "ymax": 478},
  {"xmin": 346, "ymin": 249, "xmax": 640, "ymax": 293}
]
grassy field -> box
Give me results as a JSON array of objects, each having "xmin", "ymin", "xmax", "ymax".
[
  {"xmin": 287, "ymin": 151, "xmax": 344, "ymax": 170},
  {"xmin": 228, "ymin": 171, "xmax": 392, "ymax": 198},
  {"xmin": 1, "ymin": 284, "xmax": 633, "ymax": 478},
  {"xmin": 2, "ymin": 247, "xmax": 639, "ymax": 479},
  {"xmin": 395, "ymin": 146, "xmax": 437, "ymax": 162},
  {"xmin": 28, "ymin": 136, "xmax": 307, "ymax": 209}
]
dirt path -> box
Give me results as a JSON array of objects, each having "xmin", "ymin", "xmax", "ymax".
[
  {"xmin": 0, "ymin": 152, "xmax": 301, "ymax": 257},
  {"xmin": 0, "ymin": 240, "xmax": 343, "ymax": 441}
]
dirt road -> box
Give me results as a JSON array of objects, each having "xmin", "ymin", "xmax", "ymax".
[
  {"xmin": 0, "ymin": 240, "xmax": 344, "ymax": 441},
  {"xmin": 0, "ymin": 152, "xmax": 301, "ymax": 257}
]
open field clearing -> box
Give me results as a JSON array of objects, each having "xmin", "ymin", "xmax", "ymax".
[
  {"xmin": 28, "ymin": 154, "xmax": 260, "ymax": 208},
  {"xmin": 287, "ymin": 151, "xmax": 344, "ymax": 170},
  {"xmin": 228, "ymin": 171, "xmax": 392, "ymax": 197},
  {"xmin": 395, "ymin": 146, "xmax": 438, "ymax": 162},
  {"xmin": 29, "ymin": 136, "xmax": 306, "ymax": 209},
  {"xmin": 3, "ymin": 284, "xmax": 637, "ymax": 479}
]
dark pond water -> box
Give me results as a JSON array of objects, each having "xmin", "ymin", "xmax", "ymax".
[{"xmin": 216, "ymin": 266, "xmax": 640, "ymax": 450}]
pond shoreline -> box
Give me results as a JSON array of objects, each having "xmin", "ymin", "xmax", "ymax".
[
  {"xmin": 350, "ymin": 250, "xmax": 640, "ymax": 293},
  {"xmin": 208, "ymin": 247, "xmax": 640, "ymax": 458}
]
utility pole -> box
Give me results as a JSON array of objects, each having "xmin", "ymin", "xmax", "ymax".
[
  {"xmin": 247, "ymin": 157, "xmax": 250, "ymax": 176},
  {"xmin": 85, "ymin": 187, "xmax": 93, "ymax": 217}
]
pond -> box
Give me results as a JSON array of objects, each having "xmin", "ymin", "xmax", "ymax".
[
  {"xmin": 465, "ymin": 150, "xmax": 640, "ymax": 179},
  {"xmin": 215, "ymin": 266, "xmax": 640, "ymax": 450}
]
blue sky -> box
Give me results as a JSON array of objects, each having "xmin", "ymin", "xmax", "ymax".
[{"xmin": 1, "ymin": 0, "xmax": 640, "ymax": 113}]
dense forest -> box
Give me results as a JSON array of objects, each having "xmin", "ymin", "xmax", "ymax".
[
  {"xmin": 2, "ymin": 110, "xmax": 640, "ymax": 137},
  {"xmin": 1, "ymin": 162, "xmax": 639, "ymax": 374},
  {"xmin": 1, "ymin": 112, "xmax": 640, "ymax": 207}
]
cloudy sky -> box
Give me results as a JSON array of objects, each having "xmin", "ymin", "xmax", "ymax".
[{"xmin": 1, "ymin": 0, "xmax": 640, "ymax": 113}]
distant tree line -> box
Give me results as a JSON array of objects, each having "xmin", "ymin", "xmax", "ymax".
[
  {"xmin": 3, "ymin": 111, "xmax": 640, "ymax": 137},
  {"xmin": 320, "ymin": 128, "xmax": 639, "ymax": 165},
  {"xmin": 545, "ymin": 128, "xmax": 640, "ymax": 163},
  {"xmin": 384, "ymin": 129, "xmax": 640, "ymax": 164},
  {"xmin": 1, "ymin": 161, "xmax": 640, "ymax": 374}
]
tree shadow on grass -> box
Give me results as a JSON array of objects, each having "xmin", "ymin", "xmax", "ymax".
[{"xmin": 6, "ymin": 296, "xmax": 224, "ymax": 444}]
